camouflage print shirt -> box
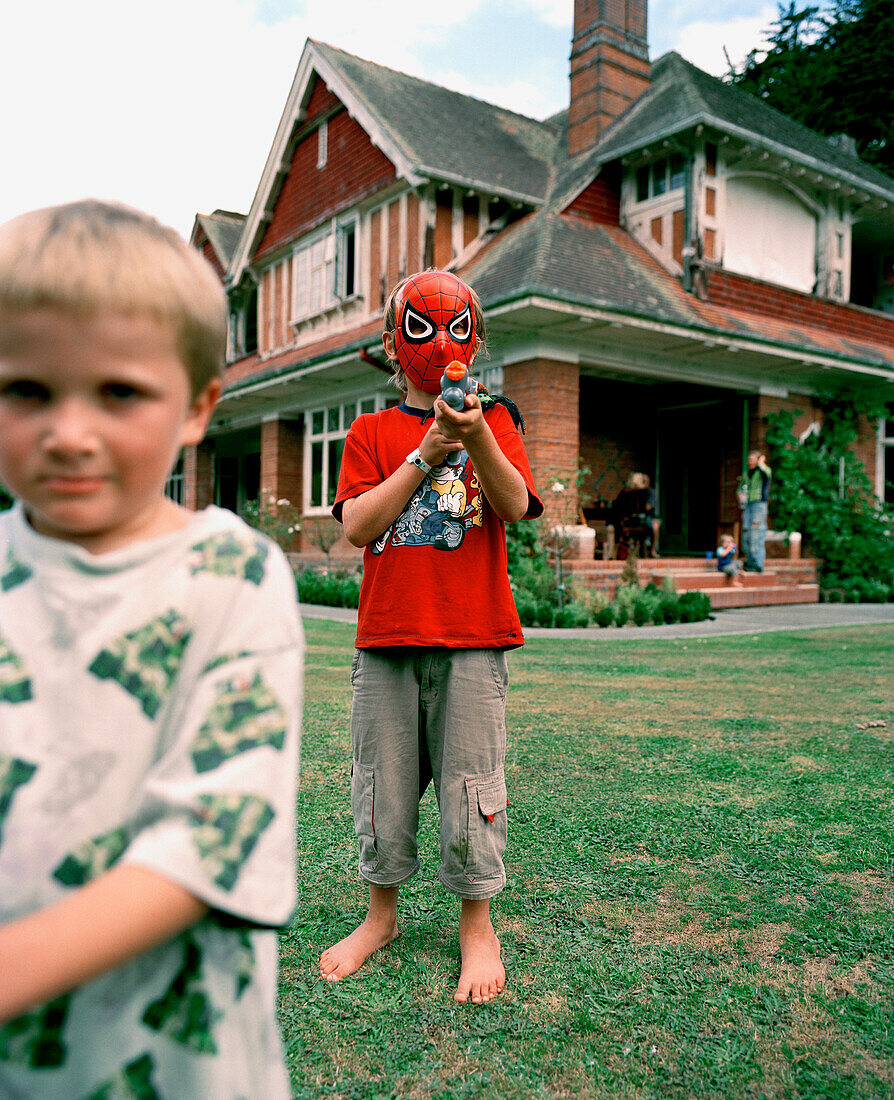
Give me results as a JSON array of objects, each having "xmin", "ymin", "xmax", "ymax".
[{"xmin": 0, "ymin": 504, "xmax": 303, "ymax": 1100}]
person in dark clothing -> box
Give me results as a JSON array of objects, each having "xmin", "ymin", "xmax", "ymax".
[{"xmin": 614, "ymin": 472, "xmax": 659, "ymax": 558}]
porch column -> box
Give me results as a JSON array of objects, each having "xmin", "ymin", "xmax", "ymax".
[
  {"xmin": 260, "ymin": 416, "xmax": 303, "ymax": 509},
  {"xmin": 182, "ymin": 440, "xmax": 215, "ymax": 511},
  {"xmin": 503, "ymin": 358, "xmax": 580, "ymax": 523}
]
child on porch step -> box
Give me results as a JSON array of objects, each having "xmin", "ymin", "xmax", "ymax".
[
  {"xmin": 717, "ymin": 533, "xmax": 744, "ymax": 587},
  {"xmin": 0, "ymin": 200, "xmax": 303, "ymax": 1099},
  {"xmin": 320, "ymin": 270, "xmax": 542, "ymax": 1004}
]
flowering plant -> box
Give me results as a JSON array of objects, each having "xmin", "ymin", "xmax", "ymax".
[{"xmin": 242, "ymin": 490, "xmax": 302, "ymax": 551}]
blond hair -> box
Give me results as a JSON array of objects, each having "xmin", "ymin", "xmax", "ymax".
[
  {"xmin": 0, "ymin": 200, "xmax": 226, "ymax": 396},
  {"xmin": 382, "ymin": 269, "xmax": 486, "ymax": 394}
]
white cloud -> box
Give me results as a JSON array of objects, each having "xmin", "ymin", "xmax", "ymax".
[
  {"xmin": 433, "ymin": 69, "xmax": 563, "ymax": 121},
  {"xmin": 672, "ymin": 6, "xmax": 776, "ymax": 75},
  {"xmin": 516, "ymin": 0, "xmax": 572, "ymax": 29}
]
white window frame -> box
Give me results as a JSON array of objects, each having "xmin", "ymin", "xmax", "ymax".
[
  {"xmin": 304, "ymin": 392, "xmax": 397, "ymax": 514},
  {"xmin": 877, "ymin": 412, "xmax": 894, "ymax": 505},
  {"xmin": 291, "ymin": 216, "xmax": 359, "ymax": 324}
]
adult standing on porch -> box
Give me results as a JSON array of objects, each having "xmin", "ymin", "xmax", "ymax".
[{"xmin": 739, "ymin": 451, "xmax": 772, "ymax": 572}]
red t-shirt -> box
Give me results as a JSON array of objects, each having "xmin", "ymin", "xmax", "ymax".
[{"xmin": 333, "ymin": 402, "xmax": 543, "ymax": 649}]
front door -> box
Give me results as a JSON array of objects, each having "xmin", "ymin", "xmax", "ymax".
[{"xmin": 656, "ymin": 402, "xmax": 722, "ymax": 555}]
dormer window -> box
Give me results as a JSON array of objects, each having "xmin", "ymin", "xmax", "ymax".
[{"xmin": 636, "ymin": 154, "xmax": 687, "ymax": 202}]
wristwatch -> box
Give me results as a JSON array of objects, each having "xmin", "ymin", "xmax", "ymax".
[{"xmin": 405, "ymin": 447, "xmax": 432, "ymax": 474}]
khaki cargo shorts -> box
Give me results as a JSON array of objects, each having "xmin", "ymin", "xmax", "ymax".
[{"xmin": 349, "ymin": 647, "xmax": 509, "ymax": 900}]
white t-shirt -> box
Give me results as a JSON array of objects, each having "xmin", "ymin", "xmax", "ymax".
[{"xmin": 0, "ymin": 504, "xmax": 303, "ymax": 1099}]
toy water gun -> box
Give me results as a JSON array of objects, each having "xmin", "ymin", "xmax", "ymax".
[
  {"xmin": 440, "ymin": 360, "xmax": 478, "ymax": 411},
  {"xmin": 420, "ymin": 359, "xmax": 528, "ymax": 451},
  {"xmin": 439, "ymin": 362, "xmax": 475, "ymax": 463}
]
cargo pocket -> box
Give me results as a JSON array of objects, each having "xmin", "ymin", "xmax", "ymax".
[
  {"xmin": 463, "ymin": 768, "xmax": 508, "ymax": 884},
  {"xmin": 351, "ymin": 762, "xmax": 378, "ymax": 873}
]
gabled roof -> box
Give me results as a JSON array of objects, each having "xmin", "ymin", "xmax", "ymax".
[
  {"xmin": 229, "ymin": 39, "xmax": 561, "ymax": 283},
  {"xmin": 191, "ymin": 210, "xmax": 245, "ymax": 269},
  {"xmin": 594, "ymin": 52, "xmax": 894, "ymax": 201},
  {"xmin": 311, "ymin": 41, "xmax": 561, "ymax": 203}
]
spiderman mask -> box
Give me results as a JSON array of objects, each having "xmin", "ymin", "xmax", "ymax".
[{"xmin": 392, "ymin": 271, "xmax": 477, "ymax": 395}]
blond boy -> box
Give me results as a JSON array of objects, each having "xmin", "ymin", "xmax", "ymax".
[{"xmin": 0, "ymin": 201, "xmax": 302, "ymax": 1098}]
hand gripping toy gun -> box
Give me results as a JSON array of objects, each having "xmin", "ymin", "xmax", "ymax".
[
  {"xmin": 440, "ymin": 361, "xmax": 479, "ymax": 464},
  {"xmin": 420, "ymin": 360, "xmax": 528, "ymax": 458},
  {"xmin": 440, "ymin": 360, "xmax": 477, "ymax": 412}
]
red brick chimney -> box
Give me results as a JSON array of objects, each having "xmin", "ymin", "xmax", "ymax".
[{"xmin": 568, "ymin": 0, "xmax": 651, "ymax": 157}]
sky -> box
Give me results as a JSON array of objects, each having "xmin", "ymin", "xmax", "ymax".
[{"xmin": 0, "ymin": 1, "xmax": 781, "ymax": 240}]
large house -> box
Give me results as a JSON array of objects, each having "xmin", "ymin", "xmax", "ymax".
[{"xmin": 186, "ymin": 0, "xmax": 894, "ymax": 584}]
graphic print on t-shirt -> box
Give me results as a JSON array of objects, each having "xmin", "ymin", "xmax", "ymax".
[{"xmin": 372, "ymin": 453, "xmax": 484, "ymax": 554}]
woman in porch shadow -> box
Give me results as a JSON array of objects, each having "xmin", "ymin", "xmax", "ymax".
[{"xmin": 613, "ymin": 472, "xmax": 660, "ymax": 559}]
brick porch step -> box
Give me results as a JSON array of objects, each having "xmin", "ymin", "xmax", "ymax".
[
  {"xmin": 706, "ymin": 584, "xmax": 820, "ymax": 609},
  {"xmin": 651, "ymin": 569, "xmax": 779, "ymax": 590}
]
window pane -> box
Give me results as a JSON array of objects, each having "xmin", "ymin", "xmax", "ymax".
[
  {"xmin": 343, "ymin": 225, "xmax": 356, "ymax": 296},
  {"xmin": 636, "ymin": 166, "xmax": 649, "ymax": 202},
  {"xmin": 669, "ymin": 154, "xmax": 686, "ymax": 190},
  {"xmin": 653, "ymin": 159, "xmax": 668, "ymax": 196},
  {"xmin": 342, "ymin": 403, "xmax": 355, "ymax": 429},
  {"xmin": 327, "ymin": 406, "xmax": 340, "ymax": 432},
  {"xmin": 311, "ymin": 441, "xmax": 324, "ymax": 508},
  {"xmin": 361, "ymin": 398, "xmax": 375, "ymax": 415},
  {"xmin": 327, "ymin": 438, "xmax": 344, "ymax": 505},
  {"xmin": 312, "ymin": 410, "xmax": 324, "ymax": 435}
]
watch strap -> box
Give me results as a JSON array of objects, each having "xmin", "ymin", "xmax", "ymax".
[{"xmin": 406, "ymin": 447, "xmax": 432, "ymax": 474}]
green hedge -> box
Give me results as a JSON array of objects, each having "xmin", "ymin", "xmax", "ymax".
[{"xmin": 295, "ymin": 569, "xmax": 361, "ymax": 608}]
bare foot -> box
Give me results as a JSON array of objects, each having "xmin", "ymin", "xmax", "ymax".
[
  {"xmin": 319, "ymin": 884, "xmax": 399, "ymax": 982},
  {"xmin": 454, "ymin": 899, "xmax": 505, "ymax": 1004},
  {"xmin": 319, "ymin": 916, "xmax": 397, "ymax": 981}
]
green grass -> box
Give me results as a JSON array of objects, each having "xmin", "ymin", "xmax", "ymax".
[{"xmin": 281, "ymin": 620, "xmax": 894, "ymax": 1099}]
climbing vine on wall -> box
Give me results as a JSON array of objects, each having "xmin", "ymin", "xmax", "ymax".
[{"xmin": 764, "ymin": 390, "xmax": 893, "ymax": 599}]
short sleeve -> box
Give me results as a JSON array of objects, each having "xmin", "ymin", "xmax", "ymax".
[
  {"xmin": 332, "ymin": 415, "xmax": 383, "ymax": 522},
  {"xmin": 121, "ymin": 544, "xmax": 303, "ymax": 928}
]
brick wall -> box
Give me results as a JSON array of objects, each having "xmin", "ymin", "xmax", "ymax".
[
  {"xmin": 563, "ymin": 170, "xmax": 621, "ymax": 224},
  {"xmin": 434, "ymin": 190, "xmax": 453, "ymax": 269},
  {"xmin": 386, "ymin": 199, "xmax": 401, "ymax": 299},
  {"xmin": 255, "ymin": 82, "xmax": 396, "ymax": 260},
  {"xmin": 196, "ymin": 232, "xmax": 225, "ymax": 280},
  {"xmin": 406, "ymin": 192, "xmax": 420, "ymax": 277},
  {"xmin": 260, "ymin": 418, "xmax": 303, "ymax": 552},
  {"xmin": 503, "ymin": 359, "xmax": 580, "ymax": 520},
  {"xmin": 183, "ymin": 440, "xmax": 215, "ymax": 511},
  {"xmin": 568, "ymin": 0, "xmax": 650, "ymax": 157},
  {"xmin": 705, "ymin": 268, "xmax": 894, "ymax": 347},
  {"xmin": 369, "ymin": 207, "xmax": 383, "ymax": 312}
]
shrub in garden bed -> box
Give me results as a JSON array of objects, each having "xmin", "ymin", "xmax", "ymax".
[{"xmin": 295, "ymin": 568, "xmax": 361, "ymax": 608}]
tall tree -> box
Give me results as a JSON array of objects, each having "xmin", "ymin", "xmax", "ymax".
[{"xmin": 727, "ymin": 0, "xmax": 894, "ymax": 178}]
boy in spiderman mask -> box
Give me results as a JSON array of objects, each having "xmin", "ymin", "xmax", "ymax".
[{"xmin": 320, "ymin": 270, "xmax": 542, "ymax": 1003}]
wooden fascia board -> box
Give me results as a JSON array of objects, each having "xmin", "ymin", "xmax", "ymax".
[{"xmin": 228, "ymin": 42, "xmax": 424, "ymax": 288}]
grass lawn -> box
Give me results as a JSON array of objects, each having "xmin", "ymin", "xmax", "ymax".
[{"xmin": 280, "ymin": 620, "xmax": 894, "ymax": 1099}]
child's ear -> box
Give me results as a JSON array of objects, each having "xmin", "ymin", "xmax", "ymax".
[
  {"xmin": 382, "ymin": 330, "xmax": 397, "ymax": 362},
  {"xmin": 181, "ymin": 378, "xmax": 222, "ymax": 447}
]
